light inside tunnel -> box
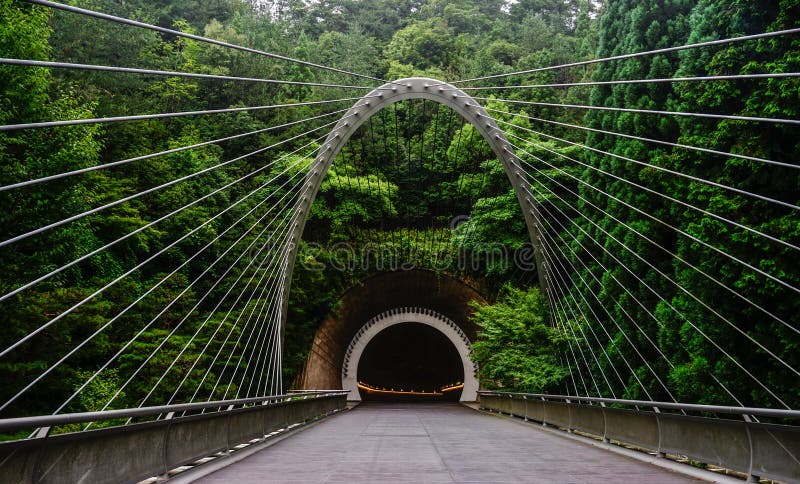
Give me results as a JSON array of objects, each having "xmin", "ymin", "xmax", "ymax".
[{"xmin": 356, "ymin": 322, "xmax": 464, "ymax": 401}]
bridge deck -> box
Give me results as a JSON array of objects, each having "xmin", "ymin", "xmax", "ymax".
[{"xmin": 195, "ymin": 403, "xmax": 698, "ymax": 483}]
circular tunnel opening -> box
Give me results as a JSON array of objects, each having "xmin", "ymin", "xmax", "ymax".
[{"xmin": 357, "ymin": 322, "xmax": 464, "ymax": 402}]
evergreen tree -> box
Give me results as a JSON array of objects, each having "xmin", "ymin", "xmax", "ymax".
[
  {"xmin": 574, "ymin": 0, "xmax": 694, "ymax": 400},
  {"xmin": 659, "ymin": 0, "xmax": 800, "ymax": 407}
]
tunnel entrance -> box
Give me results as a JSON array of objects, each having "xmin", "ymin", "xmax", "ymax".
[
  {"xmin": 340, "ymin": 306, "xmax": 478, "ymax": 401},
  {"xmin": 357, "ymin": 322, "xmax": 464, "ymax": 402}
]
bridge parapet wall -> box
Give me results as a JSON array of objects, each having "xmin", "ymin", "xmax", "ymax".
[
  {"xmin": 0, "ymin": 391, "xmax": 346, "ymax": 484},
  {"xmin": 479, "ymin": 391, "xmax": 800, "ymax": 483}
]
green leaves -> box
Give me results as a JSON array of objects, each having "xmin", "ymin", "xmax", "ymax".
[
  {"xmin": 470, "ymin": 286, "xmax": 570, "ymax": 393},
  {"xmin": 384, "ymin": 18, "xmax": 454, "ymax": 70},
  {"xmin": 11, "ymin": 0, "xmax": 794, "ymax": 418}
]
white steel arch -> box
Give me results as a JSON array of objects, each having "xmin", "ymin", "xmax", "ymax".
[
  {"xmin": 341, "ymin": 307, "xmax": 478, "ymax": 402},
  {"xmin": 278, "ymin": 78, "xmax": 551, "ymax": 370},
  {"xmin": 281, "ymin": 77, "xmax": 549, "ymax": 306}
]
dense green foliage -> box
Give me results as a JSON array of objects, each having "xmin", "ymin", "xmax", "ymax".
[
  {"xmin": 471, "ymin": 286, "xmax": 570, "ymax": 392},
  {"xmin": 0, "ymin": 0, "xmax": 600, "ymax": 418},
  {"xmin": 1, "ymin": 0, "xmax": 797, "ymax": 421},
  {"xmin": 554, "ymin": 0, "xmax": 800, "ymax": 407},
  {"xmin": 576, "ymin": 0, "xmax": 696, "ymax": 402}
]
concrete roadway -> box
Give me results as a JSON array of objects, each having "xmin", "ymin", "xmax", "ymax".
[{"xmin": 195, "ymin": 403, "xmax": 701, "ymax": 483}]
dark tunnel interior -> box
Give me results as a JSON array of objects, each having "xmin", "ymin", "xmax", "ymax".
[{"xmin": 357, "ymin": 322, "xmax": 464, "ymax": 402}]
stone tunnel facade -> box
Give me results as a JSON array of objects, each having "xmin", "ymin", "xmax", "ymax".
[{"xmin": 294, "ymin": 270, "xmax": 486, "ymax": 393}]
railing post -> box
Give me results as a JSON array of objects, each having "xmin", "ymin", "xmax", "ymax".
[
  {"xmin": 566, "ymin": 399, "xmax": 573, "ymax": 433},
  {"xmin": 158, "ymin": 412, "xmax": 175, "ymax": 482},
  {"xmin": 261, "ymin": 398, "xmax": 268, "ymax": 438},
  {"xmin": 600, "ymin": 402, "xmax": 609, "ymax": 443},
  {"xmin": 30, "ymin": 426, "xmax": 51, "ymax": 484},
  {"xmin": 653, "ymin": 406, "xmax": 665, "ymax": 458},
  {"xmin": 224, "ymin": 404, "xmax": 235, "ymax": 456},
  {"xmin": 743, "ymin": 414, "xmax": 759, "ymax": 482},
  {"xmin": 523, "ymin": 395, "xmax": 528, "ymax": 422},
  {"xmin": 541, "ymin": 396, "xmax": 548, "ymax": 427}
]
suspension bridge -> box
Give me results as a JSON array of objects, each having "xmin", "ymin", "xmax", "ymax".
[{"xmin": 1, "ymin": 1, "xmax": 799, "ymax": 482}]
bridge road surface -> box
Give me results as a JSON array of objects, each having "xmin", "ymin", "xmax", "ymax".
[{"xmin": 195, "ymin": 403, "xmax": 700, "ymax": 483}]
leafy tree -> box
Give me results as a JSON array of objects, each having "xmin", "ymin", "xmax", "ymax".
[
  {"xmin": 471, "ymin": 286, "xmax": 570, "ymax": 392},
  {"xmin": 570, "ymin": 0, "xmax": 694, "ymax": 401},
  {"xmin": 384, "ymin": 18, "xmax": 454, "ymax": 70}
]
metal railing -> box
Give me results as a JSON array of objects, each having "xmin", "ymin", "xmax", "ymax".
[
  {"xmin": 478, "ymin": 391, "xmax": 800, "ymax": 483},
  {"xmin": 0, "ymin": 390, "xmax": 348, "ymax": 484}
]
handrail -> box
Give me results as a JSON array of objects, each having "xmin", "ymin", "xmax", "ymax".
[
  {"xmin": 0, "ymin": 390, "xmax": 348, "ymax": 432},
  {"xmin": 0, "ymin": 390, "xmax": 349, "ymax": 483},
  {"xmin": 477, "ymin": 391, "xmax": 800, "ymax": 420},
  {"xmin": 478, "ymin": 391, "xmax": 800, "ymax": 482}
]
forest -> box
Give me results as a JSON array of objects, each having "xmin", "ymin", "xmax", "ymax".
[{"xmin": 1, "ymin": 0, "xmax": 798, "ymax": 424}]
